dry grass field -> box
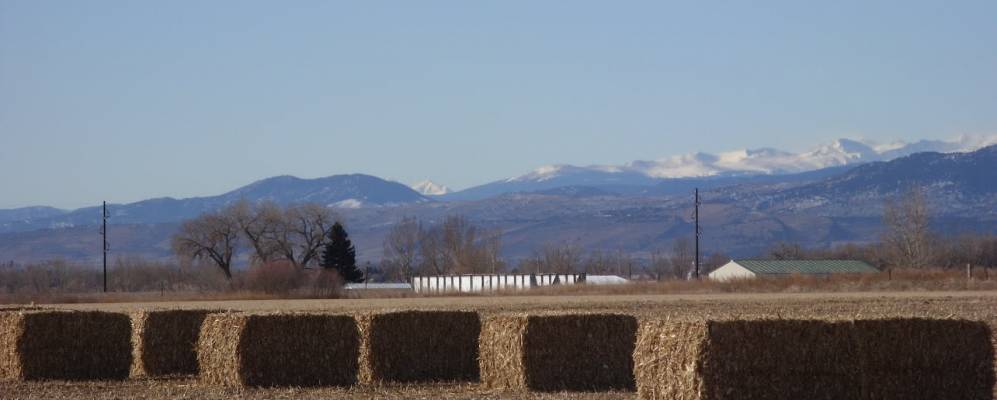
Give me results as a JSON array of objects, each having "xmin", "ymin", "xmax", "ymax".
[
  {"xmin": 3, "ymin": 291, "xmax": 997, "ymax": 399},
  {"xmin": 33, "ymin": 290, "xmax": 997, "ymax": 320}
]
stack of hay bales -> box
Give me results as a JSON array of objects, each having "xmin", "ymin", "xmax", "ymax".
[
  {"xmin": 130, "ymin": 309, "xmax": 214, "ymax": 377},
  {"xmin": 197, "ymin": 312, "xmax": 361, "ymax": 387},
  {"xmin": 0, "ymin": 310, "xmax": 132, "ymax": 381},
  {"xmin": 357, "ymin": 310, "xmax": 480, "ymax": 384},
  {"xmin": 480, "ymin": 312, "xmax": 637, "ymax": 392},
  {"xmin": 634, "ymin": 317, "xmax": 994, "ymax": 400}
]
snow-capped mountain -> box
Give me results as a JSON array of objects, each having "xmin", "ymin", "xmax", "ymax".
[
  {"xmin": 411, "ymin": 180, "xmax": 452, "ymax": 196},
  {"xmin": 531, "ymin": 135, "xmax": 997, "ymax": 181},
  {"xmin": 440, "ymin": 135, "xmax": 997, "ymax": 200}
]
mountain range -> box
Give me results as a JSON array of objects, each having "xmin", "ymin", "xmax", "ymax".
[
  {"xmin": 438, "ymin": 135, "xmax": 997, "ymax": 200},
  {"xmin": 2, "ymin": 136, "xmax": 996, "ymax": 264}
]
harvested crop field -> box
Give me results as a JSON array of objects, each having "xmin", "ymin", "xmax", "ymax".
[{"xmin": 2, "ymin": 291, "xmax": 997, "ymax": 399}]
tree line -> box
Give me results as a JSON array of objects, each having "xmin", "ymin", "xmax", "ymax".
[
  {"xmin": 170, "ymin": 200, "xmax": 365, "ymax": 283},
  {"xmin": 381, "ymin": 215, "xmax": 502, "ymax": 281},
  {"xmin": 380, "ymin": 215, "xmax": 728, "ymax": 280}
]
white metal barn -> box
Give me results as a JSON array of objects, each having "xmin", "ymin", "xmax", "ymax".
[
  {"xmin": 411, "ymin": 273, "xmax": 627, "ymax": 294},
  {"xmin": 708, "ymin": 259, "xmax": 878, "ymax": 281}
]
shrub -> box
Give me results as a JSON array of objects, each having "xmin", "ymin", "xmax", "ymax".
[{"xmin": 245, "ymin": 261, "xmax": 304, "ymax": 295}]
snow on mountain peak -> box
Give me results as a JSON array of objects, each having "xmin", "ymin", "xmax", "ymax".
[
  {"xmin": 331, "ymin": 198, "xmax": 364, "ymax": 209},
  {"xmin": 411, "ymin": 180, "xmax": 451, "ymax": 195},
  {"xmin": 505, "ymin": 134, "xmax": 997, "ymax": 182}
]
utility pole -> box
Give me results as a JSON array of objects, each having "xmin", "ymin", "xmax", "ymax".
[
  {"xmin": 102, "ymin": 201, "xmax": 108, "ymax": 292},
  {"xmin": 694, "ymin": 188, "xmax": 701, "ymax": 279}
]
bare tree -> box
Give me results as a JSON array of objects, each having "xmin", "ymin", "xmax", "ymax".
[
  {"xmin": 230, "ymin": 200, "xmax": 283, "ymax": 265},
  {"xmin": 481, "ymin": 228, "xmax": 504, "ymax": 273},
  {"xmin": 171, "ymin": 210, "xmax": 240, "ymax": 279},
  {"xmin": 272, "ymin": 204, "xmax": 339, "ymax": 268},
  {"xmin": 418, "ymin": 227, "xmax": 447, "ymax": 275},
  {"xmin": 767, "ymin": 242, "xmax": 804, "ymax": 260},
  {"xmin": 383, "ymin": 216, "xmax": 422, "ymax": 281},
  {"xmin": 440, "ymin": 215, "xmax": 478, "ymax": 274},
  {"xmin": 584, "ymin": 250, "xmax": 616, "ymax": 274},
  {"xmin": 646, "ymin": 248, "xmax": 671, "ymax": 281},
  {"xmin": 539, "ymin": 243, "xmax": 582, "ymax": 274},
  {"xmin": 411, "ymin": 215, "xmax": 505, "ymax": 275},
  {"xmin": 882, "ymin": 186, "xmax": 934, "ymax": 268},
  {"xmin": 670, "ymin": 237, "xmax": 693, "ymax": 279}
]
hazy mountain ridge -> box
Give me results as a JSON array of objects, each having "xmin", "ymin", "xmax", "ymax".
[
  {"xmin": 0, "ymin": 206, "xmax": 68, "ymax": 224},
  {"xmin": 0, "ymin": 174, "xmax": 428, "ymax": 234}
]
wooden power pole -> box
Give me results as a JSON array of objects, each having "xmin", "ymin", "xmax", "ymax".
[
  {"xmin": 694, "ymin": 188, "xmax": 701, "ymax": 279},
  {"xmin": 102, "ymin": 201, "xmax": 108, "ymax": 292}
]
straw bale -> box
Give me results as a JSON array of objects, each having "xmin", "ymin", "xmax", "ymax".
[
  {"xmin": 633, "ymin": 319, "xmax": 707, "ymax": 400},
  {"xmin": 480, "ymin": 313, "xmax": 637, "ymax": 392},
  {"xmin": 479, "ymin": 314, "xmax": 528, "ymax": 390},
  {"xmin": 355, "ymin": 313, "xmax": 374, "ymax": 385},
  {"xmin": 359, "ymin": 310, "xmax": 480, "ymax": 384},
  {"xmin": 853, "ymin": 318, "xmax": 993, "ymax": 400},
  {"xmin": 634, "ymin": 317, "xmax": 995, "ymax": 400},
  {"xmin": 197, "ymin": 312, "xmax": 360, "ymax": 387},
  {"xmin": 0, "ymin": 311, "xmax": 24, "ymax": 380},
  {"xmin": 130, "ymin": 309, "xmax": 213, "ymax": 377},
  {"xmin": 0, "ymin": 310, "xmax": 132, "ymax": 381}
]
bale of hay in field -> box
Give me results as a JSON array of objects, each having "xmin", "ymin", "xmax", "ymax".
[
  {"xmin": 197, "ymin": 312, "xmax": 360, "ymax": 387},
  {"xmin": 634, "ymin": 318, "xmax": 995, "ymax": 400},
  {"xmin": 480, "ymin": 313, "xmax": 637, "ymax": 392},
  {"xmin": 357, "ymin": 310, "xmax": 480, "ymax": 384},
  {"xmin": 854, "ymin": 318, "xmax": 994, "ymax": 399},
  {"xmin": 0, "ymin": 310, "xmax": 132, "ymax": 381},
  {"xmin": 130, "ymin": 309, "xmax": 214, "ymax": 377}
]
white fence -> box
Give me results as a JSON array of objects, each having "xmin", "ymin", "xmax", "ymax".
[{"xmin": 411, "ymin": 273, "xmax": 587, "ymax": 294}]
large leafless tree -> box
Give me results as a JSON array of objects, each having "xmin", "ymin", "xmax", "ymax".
[
  {"xmin": 539, "ymin": 243, "xmax": 583, "ymax": 274},
  {"xmin": 882, "ymin": 186, "xmax": 934, "ymax": 268},
  {"xmin": 383, "ymin": 216, "xmax": 422, "ymax": 281},
  {"xmin": 670, "ymin": 236, "xmax": 694, "ymax": 279},
  {"xmin": 273, "ymin": 204, "xmax": 338, "ymax": 268},
  {"xmin": 230, "ymin": 200, "xmax": 283, "ymax": 265},
  {"xmin": 171, "ymin": 210, "xmax": 240, "ymax": 279},
  {"xmin": 384, "ymin": 214, "xmax": 503, "ymax": 276}
]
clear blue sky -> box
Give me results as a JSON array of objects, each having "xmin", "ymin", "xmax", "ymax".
[{"xmin": 2, "ymin": 1, "xmax": 996, "ymax": 209}]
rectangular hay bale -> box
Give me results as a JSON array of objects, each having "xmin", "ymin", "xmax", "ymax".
[
  {"xmin": 854, "ymin": 318, "xmax": 994, "ymax": 399},
  {"xmin": 0, "ymin": 310, "xmax": 132, "ymax": 381},
  {"xmin": 357, "ymin": 310, "xmax": 480, "ymax": 384},
  {"xmin": 634, "ymin": 318, "xmax": 995, "ymax": 400},
  {"xmin": 480, "ymin": 313, "xmax": 637, "ymax": 392},
  {"xmin": 197, "ymin": 312, "xmax": 360, "ymax": 387},
  {"xmin": 130, "ymin": 309, "xmax": 213, "ymax": 377}
]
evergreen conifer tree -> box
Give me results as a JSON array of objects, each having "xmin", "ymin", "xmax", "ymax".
[{"xmin": 321, "ymin": 222, "xmax": 365, "ymax": 283}]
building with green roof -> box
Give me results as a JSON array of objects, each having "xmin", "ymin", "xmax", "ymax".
[{"xmin": 708, "ymin": 259, "xmax": 879, "ymax": 280}]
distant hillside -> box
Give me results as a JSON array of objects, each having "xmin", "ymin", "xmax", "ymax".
[
  {"xmin": 0, "ymin": 206, "xmax": 67, "ymax": 224},
  {"xmin": 0, "ymin": 174, "xmax": 429, "ymax": 234},
  {"xmin": 736, "ymin": 145, "xmax": 997, "ymax": 217}
]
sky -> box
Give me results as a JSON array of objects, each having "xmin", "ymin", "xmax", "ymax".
[{"xmin": 1, "ymin": 1, "xmax": 996, "ymax": 209}]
